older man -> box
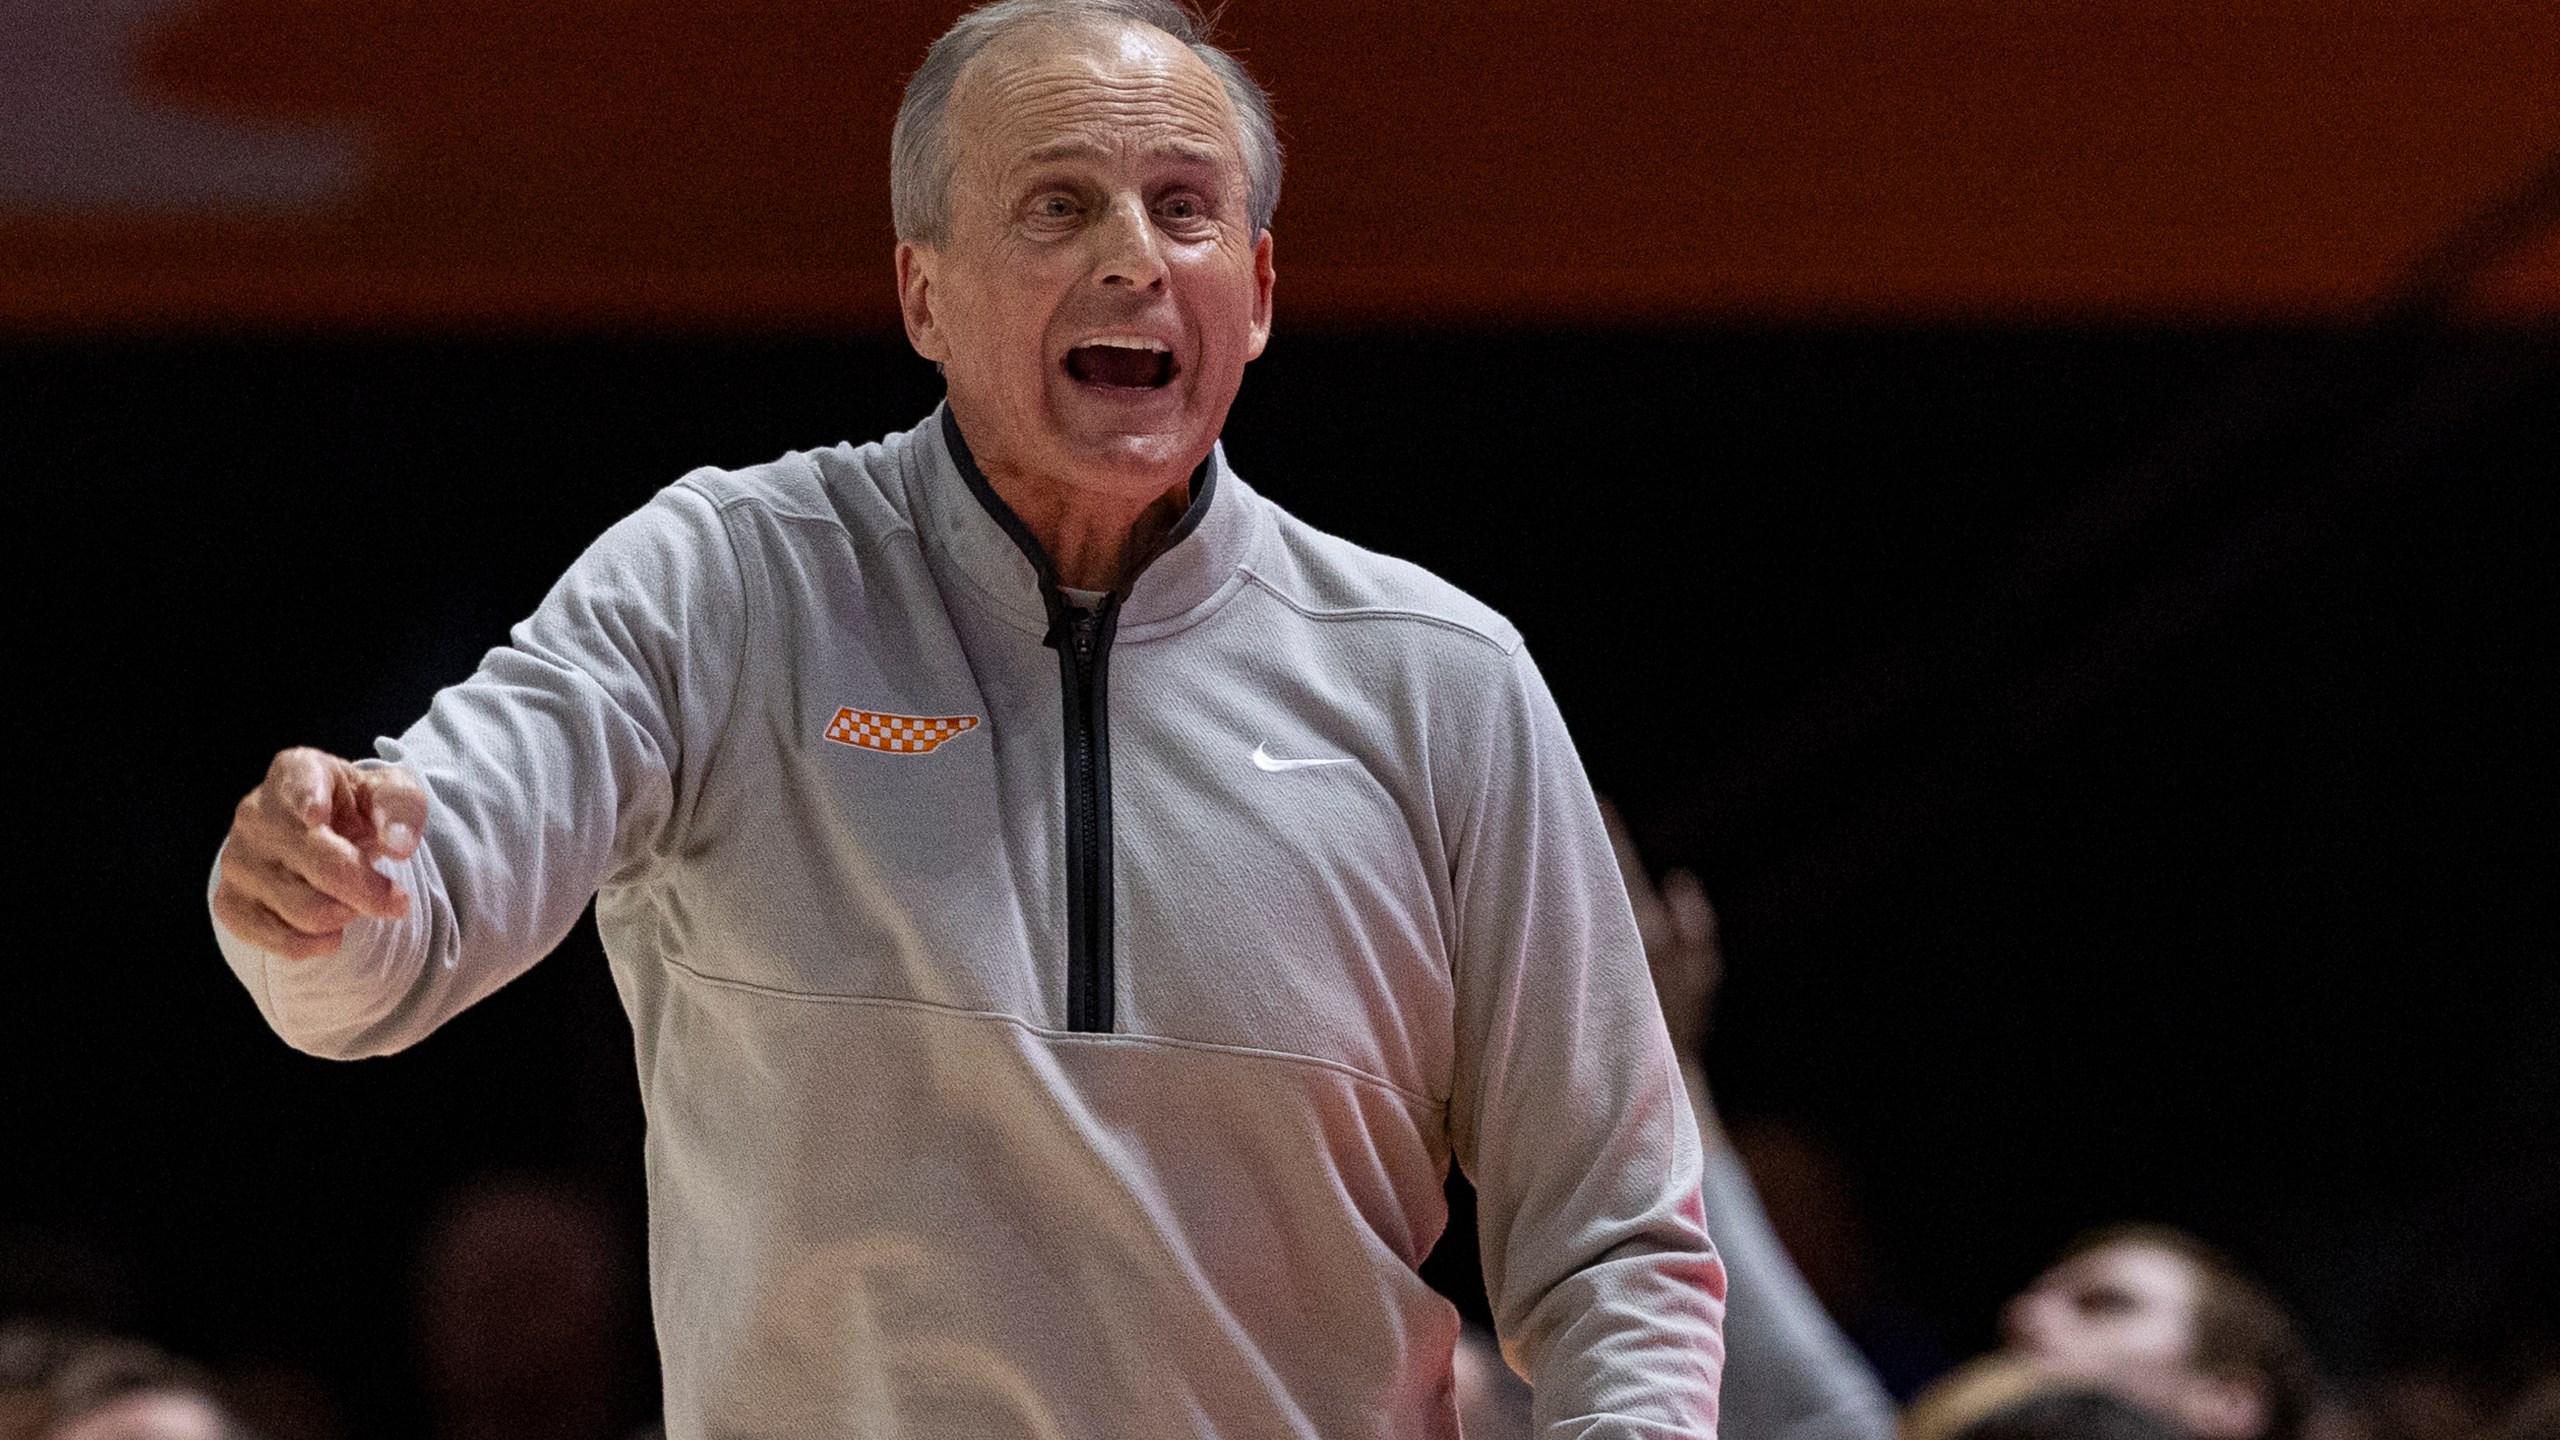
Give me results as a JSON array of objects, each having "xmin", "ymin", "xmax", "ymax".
[{"xmin": 207, "ymin": 1, "xmax": 1724, "ymax": 1434}]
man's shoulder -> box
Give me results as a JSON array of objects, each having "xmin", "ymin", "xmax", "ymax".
[
  {"xmin": 668, "ymin": 417, "xmax": 932, "ymax": 540},
  {"xmin": 1240, "ymin": 493, "xmax": 1523, "ymax": 660}
]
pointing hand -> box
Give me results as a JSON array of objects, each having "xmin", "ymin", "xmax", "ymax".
[{"xmin": 212, "ymin": 747, "xmax": 429, "ymax": 960}]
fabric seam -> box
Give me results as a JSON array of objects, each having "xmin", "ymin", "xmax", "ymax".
[
  {"xmin": 680, "ymin": 480, "xmax": 762, "ymax": 856},
  {"xmin": 659, "ymin": 955, "xmax": 1446, "ymax": 1109},
  {"xmin": 1109, "ymin": 568, "xmax": 1253, "ymax": 646},
  {"xmin": 1234, "ymin": 567, "xmax": 1522, "ymax": 655},
  {"xmin": 699, "ymin": 485, "xmax": 911, "ymax": 542}
]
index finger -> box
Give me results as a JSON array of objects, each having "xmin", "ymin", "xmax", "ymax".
[{"xmin": 265, "ymin": 747, "xmax": 343, "ymax": 829}]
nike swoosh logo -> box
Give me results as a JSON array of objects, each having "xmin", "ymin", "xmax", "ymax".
[{"xmin": 1251, "ymin": 742, "xmax": 1357, "ymax": 773}]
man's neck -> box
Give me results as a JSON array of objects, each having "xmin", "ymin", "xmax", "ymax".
[
  {"xmin": 982, "ymin": 462, "xmax": 1193, "ymax": 593},
  {"xmin": 946, "ymin": 409, "xmax": 1204, "ymax": 593}
]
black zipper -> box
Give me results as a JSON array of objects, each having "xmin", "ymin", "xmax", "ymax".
[
  {"xmin": 940, "ymin": 409, "xmax": 1214, "ymax": 1035},
  {"xmin": 1055, "ymin": 600, "xmax": 1117, "ymax": 1031}
]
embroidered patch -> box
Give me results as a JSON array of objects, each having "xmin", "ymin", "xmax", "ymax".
[{"xmin": 823, "ymin": 706, "xmax": 982, "ymax": 755}]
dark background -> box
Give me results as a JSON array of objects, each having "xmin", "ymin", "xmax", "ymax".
[{"xmin": 1, "ymin": 322, "xmax": 2552, "ymax": 1427}]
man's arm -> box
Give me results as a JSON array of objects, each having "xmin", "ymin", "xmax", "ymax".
[
  {"xmin": 1447, "ymin": 645, "xmax": 1726, "ymax": 1438},
  {"xmin": 209, "ymin": 479, "xmax": 745, "ymax": 1058}
]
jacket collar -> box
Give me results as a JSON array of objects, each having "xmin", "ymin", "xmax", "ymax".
[{"xmin": 906, "ymin": 402, "xmax": 1256, "ymax": 642}]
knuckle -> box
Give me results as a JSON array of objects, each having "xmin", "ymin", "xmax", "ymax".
[
  {"xmin": 311, "ymin": 835, "xmax": 367, "ymax": 880},
  {"xmin": 287, "ymin": 890, "xmax": 353, "ymax": 930},
  {"xmin": 286, "ymin": 820, "xmax": 343, "ymax": 858},
  {"xmin": 300, "ymin": 857, "xmax": 352, "ymax": 896},
  {"xmin": 294, "ymin": 836, "xmax": 349, "ymax": 872},
  {"xmin": 257, "ymin": 869, "xmax": 326, "ymax": 923},
  {"xmin": 227, "ymin": 855, "xmax": 281, "ymax": 907},
  {"xmin": 302, "ymin": 895, "xmax": 357, "ymax": 932}
]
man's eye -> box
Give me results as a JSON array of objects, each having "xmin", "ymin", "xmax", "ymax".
[
  {"xmin": 1034, "ymin": 195, "xmax": 1078, "ymax": 219},
  {"xmin": 1158, "ymin": 196, "xmax": 1202, "ymax": 221},
  {"xmin": 2074, "ymin": 1286, "xmax": 2136, "ymax": 1316}
]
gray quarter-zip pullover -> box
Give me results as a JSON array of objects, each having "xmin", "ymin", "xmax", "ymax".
[{"xmin": 213, "ymin": 408, "xmax": 1725, "ymax": 1438}]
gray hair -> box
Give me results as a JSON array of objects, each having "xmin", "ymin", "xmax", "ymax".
[{"xmin": 890, "ymin": 0, "xmax": 1282, "ymax": 247}]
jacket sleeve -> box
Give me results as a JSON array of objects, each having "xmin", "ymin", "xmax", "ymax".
[
  {"xmin": 1446, "ymin": 643, "xmax": 1727, "ymax": 1438},
  {"xmin": 209, "ymin": 478, "xmax": 747, "ymax": 1059}
]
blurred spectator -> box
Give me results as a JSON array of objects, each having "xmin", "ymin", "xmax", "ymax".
[
  {"xmin": 1604, "ymin": 801, "xmax": 1903, "ymax": 1440},
  {"xmin": 1951, "ymin": 1388, "xmax": 2195, "ymax": 1440},
  {"xmin": 2364, "ymin": 1154, "xmax": 2560, "ymax": 1440},
  {"xmin": 0, "ymin": 1227, "xmax": 143, "ymax": 1337},
  {"xmin": 2368, "ymin": 1369, "xmax": 2487, "ymax": 1440},
  {"xmin": 413, "ymin": 1174, "xmax": 644, "ymax": 1440},
  {"xmin": 0, "ymin": 1318, "xmax": 236, "ymax": 1440},
  {"xmin": 1451, "ymin": 1322, "xmax": 1532, "ymax": 1440},
  {"xmin": 1906, "ymin": 1355, "xmax": 2055, "ymax": 1440},
  {"xmin": 1910, "ymin": 1223, "xmax": 2317, "ymax": 1440},
  {"xmin": 2480, "ymin": 1381, "xmax": 2560, "ymax": 1440},
  {"xmin": 1718, "ymin": 1117, "xmax": 1953, "ymax": 1396},
  {"xmin": 208, "ymin": 1357, "xmax": 342, "ymax": 1440}
]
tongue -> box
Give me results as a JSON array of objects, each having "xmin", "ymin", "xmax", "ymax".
[{"xmin": 1067, "ymin": 346, "xmax": 1165, "ymax": 388}]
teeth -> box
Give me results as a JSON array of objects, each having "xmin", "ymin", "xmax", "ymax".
[{"xmin": 1081, "ymin": 336, "xmax": 1169, "ymax": 352}]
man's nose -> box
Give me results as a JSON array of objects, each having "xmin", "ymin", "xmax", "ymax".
[{"xmin": 1091, "ymin": 193, "xmax": 1167, "ymax": 291}]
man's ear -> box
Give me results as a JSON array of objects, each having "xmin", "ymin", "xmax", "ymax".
[
  {"xmin": 896, "ymin": 241, "xmax": 949, "ymax": 363},
  {"xmin": 1244, "ymin": 227, "xmax": 1275, "ymax": 362},
  {"xmin": 2175, "ymin": 1373, "xmax": 2269, "ymax": 1440}
]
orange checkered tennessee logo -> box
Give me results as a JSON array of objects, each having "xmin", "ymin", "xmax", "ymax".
[{"xmin": 823, "ymin": 706, "xmax": 982, "ymax": 755}]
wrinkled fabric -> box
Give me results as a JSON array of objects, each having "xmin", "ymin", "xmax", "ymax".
[{"xmin": 213, "ymin": 408, "xmax": 1724, "ymax": 1438}]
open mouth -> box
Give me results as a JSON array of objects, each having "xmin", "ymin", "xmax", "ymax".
[{"xmin": 1064, "ymin": 337, "xmax": 1177, "ymax": 390}]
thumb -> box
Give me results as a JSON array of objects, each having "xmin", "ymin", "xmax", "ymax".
[{"xmin": 355, "ymin": 766, "xmax": 431, "ymax": 861}]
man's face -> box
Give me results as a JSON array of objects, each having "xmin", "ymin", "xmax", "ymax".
[
  {"xmin": 897, "ymin": 21, "xmax": 1274, "ymax": 500},
  {"xmin": 2004, "ymin": 1241, "xmax": 2259, "ymax": 1439},
  {"xmin": 50, "ymin": 1391, "xmax": 228, "ymax": 1440},
  {"xmin": 2006, "ymin": 1242, "xmax": 2200, "ymax": 1392}
]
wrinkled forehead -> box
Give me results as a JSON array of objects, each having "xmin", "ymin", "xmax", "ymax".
[{"xmin": 947, "ymin": 20, "xmax": 1242, "ymax": 182}]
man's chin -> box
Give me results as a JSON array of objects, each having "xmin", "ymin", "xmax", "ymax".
[{"xmin": 1048, "ymin": 421, "xmax": 1213, "ymax": 485}]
